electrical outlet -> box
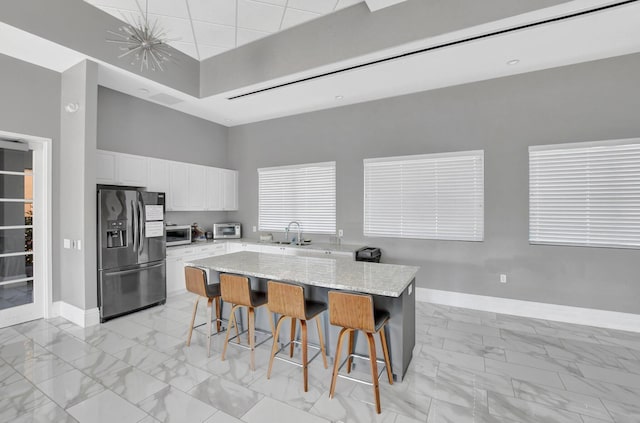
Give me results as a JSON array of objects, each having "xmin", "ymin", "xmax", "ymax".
[
  {"xmin": 338, "ymin": 229, "xmax": 344, "ymax": 237},
  {"xmin": 63, "ymin": 239, "xmax": 71, "ymax": 249},
  {"xmin": 500, "ymin": 274, "xmax": 507, "ymax": 283},
  {"xmin": 253, "ymin": 226, "xmax": 257, "ymax": 232}
]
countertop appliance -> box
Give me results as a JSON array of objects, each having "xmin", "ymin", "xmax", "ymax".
[
  {"xmin": 98, "ymin": 188, "xmax": 166, "ymax": 322},
  {"xmin": 166, "ymin": 224, "xmax": 192, "ymax": 246},
  {"xmin": 213, "ymin": 222, "xmax": 241, "ymax": 239}
]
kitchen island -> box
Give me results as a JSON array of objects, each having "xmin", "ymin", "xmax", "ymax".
[{"xmin": 187, "ymin": 251, "xmax": 419, "ymax": 381}]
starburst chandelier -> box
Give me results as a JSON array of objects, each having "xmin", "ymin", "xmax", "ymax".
[{"xmin": 107, "ymin": 0, "xmax": 173, "ymax": 72}]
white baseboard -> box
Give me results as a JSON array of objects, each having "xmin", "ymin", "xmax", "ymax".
[
  {"xmin": 416, "ymin": 288, "xmax": 640, "ymax": 334},
  {"xmin": 51, "ymin": 301, "xmax": 100, "ymax": 328}
]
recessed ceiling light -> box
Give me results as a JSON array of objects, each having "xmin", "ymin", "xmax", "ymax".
[
  {"xmin": 335, "ymin": 95, "xmax": 344, "ymax": 100},
  {"xmin": 506, "ymin": 59, "xmax": 520, "ymax": 66}
]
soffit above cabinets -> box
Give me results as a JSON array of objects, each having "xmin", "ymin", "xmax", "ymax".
[{"xmin": 83, "ymin": 0, "xmax": 365, "ymax": 61}]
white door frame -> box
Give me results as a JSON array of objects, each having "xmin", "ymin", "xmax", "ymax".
[{"xmin": 0, "ymin": 130, "xmax": 52, "ymax": 327}]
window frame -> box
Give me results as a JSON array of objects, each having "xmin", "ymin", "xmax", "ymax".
[
  {"xmin": 258, "ymin": 161, "xmax": 336, "ymax": 235},
  {"xmin": 363, "ymin": 150, "xmax": 484, "ymax": 241},
  {"xmin": 529, "ymin": 138, "xmax": 640, "ymax": 249}
]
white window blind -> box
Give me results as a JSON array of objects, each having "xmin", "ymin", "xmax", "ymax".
[
  {"xmin": 530, "ymin": 139, "xmax": 640, "ymax": 249},
  {"xmin": 363, "ymin": 151, "xmax": 484, "ymax": 241},
  {"xmin": 258, "ymin": 161, "xmax": 336, "ymax": 234}
]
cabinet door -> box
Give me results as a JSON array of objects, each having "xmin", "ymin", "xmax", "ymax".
[
  {"xmin": 166, "ymin": 256, "xmax": 186, "ymax": 295},
  {"xmin": 281, "ymin": 247, "xmax": 297, "ymax": 255},
  {"xmin": 169, "ymin": 162, "xmax": 190, "ymax": 210},
  {"xmin": 226, "ymin": 242, "xmax": 243, "ymax": 253},
  {"xmin": 147, "ymin": 158, "xmax": 170, "ymax": 194},
  {"xmin": 118, "ymin": 154, "xmax": 148, "ymax": 187},
  {"xmin": 205, "ymin": 167, "xmax": 223, "ymax": 211},
  {"xmin": 260, "ymin": 245, "xmax": 283, "ymax": 254},
  {"xmin": 188, "ymin": 165, "xmax": 207, "ymax": 210},
  {"xmin": 96, "ymin": 151, "xmax": 117, "ymax": 184},
  {"xmin": 222, "ymin": 169, "xmax": 238, "ymax": 211}
]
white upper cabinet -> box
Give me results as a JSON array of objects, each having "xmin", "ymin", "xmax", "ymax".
[
  {"xmin": 188, "ymin": 165, "xmax": 206, "ymax": 210},
  {"xmin": 169, "ymin": 162, "xmax": 190, "ymax": 211},
  {"xmin": 222, "ymin": 169, "xmax": 238, "ymax": 211},
  {"xmin": 118, "ymin": 155, "xmax": 148, "ymax": 186},
  {"xmin": 205, "ymin": 167, "xmax": 223, "ymax": 211},
  {"xmin": 204, "ymin": 167, "xmax": 238, "ymax": 211},
  {"xmin": 96, "ymin": 150, "xmax": 238, "ymax": 212},
  {"xmin": 147, "ymin": 158, "xmax": 171, "ymax": 194},
  {"xmin": 96, "ymin": 151, "xmax": 117, "ymax": 183},
  {"xmin": 96, "ymin": 150, "xmax": 147, "ymax": 187}
]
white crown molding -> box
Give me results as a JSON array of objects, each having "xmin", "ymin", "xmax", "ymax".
[{"xmin": 416, "ymin": 288, "xmax": 640, "ymax": 334}]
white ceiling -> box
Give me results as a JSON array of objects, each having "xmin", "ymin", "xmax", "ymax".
[
  {"xmin": 84, "ymin": 0, "xmax": 365, "ymax": 60},
  {"xmin": 2, "ymin": 0, "xmax": 640, "ymax": 127}
]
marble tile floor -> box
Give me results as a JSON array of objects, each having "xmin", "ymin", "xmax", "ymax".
[{"xmin": 2, "ymin": 293, "xmax": 640, "ymax": 422}]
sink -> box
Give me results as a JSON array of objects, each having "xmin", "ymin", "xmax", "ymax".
[{"xmin": 270, "ymin": 240, "xmax": 312, "ymax": 246}]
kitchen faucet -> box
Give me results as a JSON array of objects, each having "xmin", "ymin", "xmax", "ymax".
[{"xmin": 287, "ymin": 221, "xmax": 302, "ymax": 245}]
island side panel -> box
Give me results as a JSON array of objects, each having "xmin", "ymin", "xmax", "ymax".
[{"xmin": 371, "ymin": 278, "xmax": 415, "ymax": 381}]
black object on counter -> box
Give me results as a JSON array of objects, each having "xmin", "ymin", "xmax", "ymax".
[{"xmin": 356, "ymin": 247, "xmax": 381, "ymax": 263}]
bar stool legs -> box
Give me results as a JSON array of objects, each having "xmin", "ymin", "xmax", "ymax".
[
  {"xmin": 328, "ymin": 290, "xmax": 393, "ymax": 414},
  {"xmin": 330, "ymin": 327, "xmax": 393, "ymax": 414},
  {"xmin": 221, "ymin": 303, "xmax": 266, "ymax": 370},
  {"xmin": 379, "ymin": 328, "xmax": 393, "ymax": 384},
  {"xmin": 266, "ymin": 280, "xmax": 328, "ymax": 392},
  {"xmin": 267, "ymin": 314, "xmax": 328, "ymax": 392},
  {"xmin": 184, "ymin": 266, "xmax": 223, "ymax": 358}
]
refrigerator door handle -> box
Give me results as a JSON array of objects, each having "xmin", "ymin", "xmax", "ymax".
[
  {"xmin": 131, "ymin": 199, "xmax": 138, "ymax": 253},
  {"xmin": 104, "ymin": 262, "xmax": 165, "ymax": 277},
  {"xmin": 138, "ymin": 199, "xmax": 145, "ymax": 254}
]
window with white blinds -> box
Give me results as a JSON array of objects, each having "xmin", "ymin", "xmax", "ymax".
[
  {"xmin": 363, "ymin": 151, "xmax": 484, "ymax": 241},
  {"xmin": 529, "ymin": 139, "xmax": 640, "ymax": 249},
  {"xmin": 258, "ymin": 161, "xmax": 336, "ymax": 234}
]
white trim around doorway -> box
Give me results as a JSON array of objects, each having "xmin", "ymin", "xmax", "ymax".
[{"xmin": 0, "ymin": 130, "xmax": 53, "ymax": 327}]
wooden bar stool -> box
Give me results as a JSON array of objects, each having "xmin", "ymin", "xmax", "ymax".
[
  {"xmin": 220, "ymin": 274, "xmax": 274, "ymax": 370},
  {"xmin": 185, "ymin": 266, "xmax": 225, "ymax": 357},
  {"xmin": 328, "ymin": 291, "xmax": 393, "ymax": 414},
  {"xmin": 266, "ymin": 281, "xmax": 328, "ymax": 392}
]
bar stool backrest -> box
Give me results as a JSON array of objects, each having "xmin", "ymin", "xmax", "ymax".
[
  {"xmin": 220, "ymin": 274, "xmax": 252, "ymax": 306},
  {"xmin": 328, "ymin": 291, "xmax": 375, "ymax": 333},
  {"xmin": 185, "ymin": 266, "xmax": 208, "ymax": 297},
  {"xmin": 267, "ymin": 281, "xmax": 306, "ymax": 320}
]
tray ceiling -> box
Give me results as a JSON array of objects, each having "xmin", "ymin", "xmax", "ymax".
[{"xmin": 84, "ymin": 0, "xmax": 364, "ymax": 60}]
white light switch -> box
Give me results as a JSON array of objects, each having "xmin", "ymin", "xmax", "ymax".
[
  {"xmin": 64, "ymin": 239, "xmax": 71, "ymax": 249},
  {"xmin": 76, "ymin": 240, "xmax": 82, "ymax": 250}
]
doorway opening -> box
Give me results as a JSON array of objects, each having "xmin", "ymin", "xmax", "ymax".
[{"xmin": 0, "ymin": 132, "xmax": 51, "ymax": 328}]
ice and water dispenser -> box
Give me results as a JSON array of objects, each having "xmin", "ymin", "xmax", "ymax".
[{"xmin": 106, "ymin": 220, "xmax": 127, "ymax": 248}]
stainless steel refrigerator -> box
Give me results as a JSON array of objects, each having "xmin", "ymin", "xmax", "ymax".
[{"xmin": 98, "ymin": 188, "xmax": 166, "ymax": 322}]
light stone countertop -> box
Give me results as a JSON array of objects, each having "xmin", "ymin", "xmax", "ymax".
[
  {"xmin": 225, "ymin": 239, "xmax": 365, "ymax": 254},
  {"xmin": 167, "ymin": 238, "xmax": 365, "ymax": 254},
  {"xmin": 186, "ymin": 251, "xmax": 419, "ymax": 297}
]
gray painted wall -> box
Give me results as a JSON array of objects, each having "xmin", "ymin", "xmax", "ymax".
[
  {"xmin": 0, "ymin": 53, "xmax": 62, "ymax": 301},
  {"xmin": 228, "ymin": 53, "xmax": 640, "ymax": 315},
  {"xmin": 59, "ymin": 60, "xmax": 98, "ymax": 310},
  {"xmin": 97, "ymin": 87, "xmax": 231, "ymax": 226},
  {"xmin": 97, "ymin": 87, "xmax": 228, "ymax": 167}
]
